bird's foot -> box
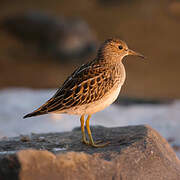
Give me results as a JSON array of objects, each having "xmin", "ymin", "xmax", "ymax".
[
  {"xmin": 82, "ymin": 138, "xmax": 109, "ymax": 147},
  {"xmin": 89, "ymin": 140, "xmax": 110, "ymax": 148},
  {"xmin": 82, "ymin": 139, "xmax": 89, "ymax": 145},
  {"xmin": 81, "ymin": 137, "xmax": 89, "ymax": 145}
]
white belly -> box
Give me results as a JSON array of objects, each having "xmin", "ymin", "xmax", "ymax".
[{"xmin": 59, "ymin": 85, "xmax": 122, "ymax": 115}]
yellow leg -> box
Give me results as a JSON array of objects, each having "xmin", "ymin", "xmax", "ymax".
[
  {"xmin": 85, "ymin": 115, "xmax": 109, "ymax": 148},
  {"xmin": 80, "ymin": 115, "xmax": 89, "ymax": 145}
]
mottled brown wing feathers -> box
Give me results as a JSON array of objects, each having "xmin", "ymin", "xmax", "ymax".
[
  {"xmin": 46, "ymin": 64, "xmax": 111, "ymax": 112},
  {"xmin": 24, "ymin": 61, "xmax": 116, "ymax": 118}
]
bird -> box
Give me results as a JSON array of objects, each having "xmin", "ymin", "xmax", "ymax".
[{"xmin": 23, "ymin": 38, "xmax": 145, "ymax": 147}]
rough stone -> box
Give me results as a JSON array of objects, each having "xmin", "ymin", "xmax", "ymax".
[{"xmin": 0, "ymin": 125, "xmax": 180, "ymax": 180}]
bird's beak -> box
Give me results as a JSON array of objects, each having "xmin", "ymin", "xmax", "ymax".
[{"xmin": 128, "ymin": 49, "xmax": 145, "ymax": 59}]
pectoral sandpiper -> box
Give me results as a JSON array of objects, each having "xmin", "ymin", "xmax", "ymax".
[{"xmin": 24, "ymin": 38, "xmax": 144, "ymax": 147}]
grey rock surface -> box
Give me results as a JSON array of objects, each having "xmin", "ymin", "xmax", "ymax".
[{"xmin": 0, "ymin": 125, "xmax": 180, "ymax": 180}]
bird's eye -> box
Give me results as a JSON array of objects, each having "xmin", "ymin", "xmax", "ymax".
[{"xmin": 118, "ymin": 45, "xmax": 123, "ymax": 50}]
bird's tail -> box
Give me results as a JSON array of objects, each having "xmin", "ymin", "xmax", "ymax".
[
  {"xmin": 23, "ymin": 98, "xmax": 55, "ymax": 119},
  {"xmin": 23, "ymin": 109, "xmax": 47, "ymax": 119}
]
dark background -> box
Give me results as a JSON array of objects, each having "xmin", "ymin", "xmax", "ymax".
[{"xmin": 0, "ymin": 0, "xmax": 180, "ymax": 99}]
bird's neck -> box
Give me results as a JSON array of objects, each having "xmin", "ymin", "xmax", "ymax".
[
  {"xmin": 94, "ymin": 57, "xmax": 126, "ymax": 85},
  {"xmin": 96, "ymin": 55, "xmax": 124, "ymax": 67}
]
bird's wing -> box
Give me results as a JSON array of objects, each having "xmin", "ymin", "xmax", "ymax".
[
  {"xmin": 47, "ymin": 62, "xmax": 113, "ymax": 109},
  {"xmin": 24, "ymin": 61, "xmax": 114, "ymax": 118}
]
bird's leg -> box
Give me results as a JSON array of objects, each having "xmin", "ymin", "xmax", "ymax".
[
  {"xmin": 80, "ymin": 115, "xmax": 89, "ymax": 145},
  {"xmin": 85, "ymin": 115, "xmax": 109, "ymax": 148}
]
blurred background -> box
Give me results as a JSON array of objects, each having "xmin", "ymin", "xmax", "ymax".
[
  {"xmin": 0, "ymin": 0, "xmax": 180, "ymax": 155},
  {"xmin": 0, "ymin": 0, "xmax": 180, "ymax": 98}
]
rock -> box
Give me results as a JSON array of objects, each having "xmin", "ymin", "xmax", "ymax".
[
  {"xmin": 168, "ymin": 1, "xmax": 180, "ymax": 19},
  {"xmin": 0, "ymin": 125, "xmax": 180, "ymax": 180},
  {"xmin": 0, "ymin": 11, "xmax": 97, "ymax": 61}
]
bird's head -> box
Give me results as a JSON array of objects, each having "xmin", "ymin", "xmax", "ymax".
[{"xmin": 97, "ymin": 38, "xmax": 145, "ymax": 64}]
